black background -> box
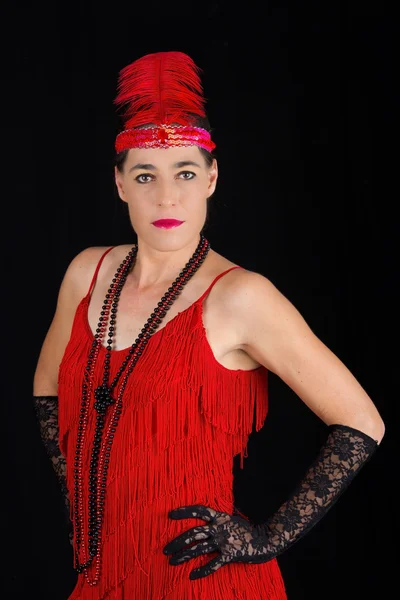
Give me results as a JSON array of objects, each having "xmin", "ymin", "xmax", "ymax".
[{"xmin": 2, "ymin": 1, "xmax": 397, "ymax": 599}]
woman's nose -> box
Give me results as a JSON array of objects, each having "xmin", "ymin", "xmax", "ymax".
[{"xmin": 155, "ymin": 180, "xmax": 178, "ymax": 205}]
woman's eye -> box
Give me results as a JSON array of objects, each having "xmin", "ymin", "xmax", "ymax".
[
  {"xmin": 178, "ymin": 171, "xmax": 195, "ymax": 180},
  {"xmin": 135, "ymin": 173, "xmax": 153, "ymax": 184},
  {"xmin": 134, "ymin": 171, "xmax": 195, "ymax": 183}
]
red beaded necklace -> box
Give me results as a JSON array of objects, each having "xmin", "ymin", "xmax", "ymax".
[{"xmin": 72, "ymin": 235, "xmax": 210, "ymax": 585}]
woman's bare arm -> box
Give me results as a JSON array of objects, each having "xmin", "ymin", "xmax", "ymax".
[
  {"xmin": 33, "ymin": 246, "xmax": 111, "ymax": 542},
  {"xmin": 33, "ymin": 246, "xmax": 110, "ymax": 395}
]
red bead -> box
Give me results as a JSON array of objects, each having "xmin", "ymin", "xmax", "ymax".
[{"xmin": 72, "ymin": 239, "xmax": 210, "ymax": 583}]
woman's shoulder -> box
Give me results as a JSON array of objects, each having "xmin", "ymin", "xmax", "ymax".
[
  {"xmin": 209, "ymin": 249, "xmax": 266, "ymax": 286},
  {"xmin": 209, "ymin": 250, "xmax": 283, "ymax": 313},
  {"xmin": 63, "ymin": 244, "xmax": 133, "ymax": 301}
]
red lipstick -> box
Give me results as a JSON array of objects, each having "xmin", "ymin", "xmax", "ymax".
[{"xmin": 152, "ymin": 219, "xmax": 184, "ymax": 229}]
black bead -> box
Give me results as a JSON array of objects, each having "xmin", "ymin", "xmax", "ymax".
[{"xmin": 73, "ymin": 238, "xmax": 211, "ymax": 574}]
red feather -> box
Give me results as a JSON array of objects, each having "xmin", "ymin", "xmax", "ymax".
[{"xmin": 114, "ymin": 51, "xmax": 207, "ymax": 129}]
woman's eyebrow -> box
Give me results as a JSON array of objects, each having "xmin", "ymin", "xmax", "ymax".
[
  {"xmin": 172, "ymin": 160, "xmax": 202, "ymax": 169},
  {"xmin": 128, "ymin": 160, "xmax": 202, "ymax": 174},
  {"xmin": 128, "ymin": 163, "xmax": 156, "ymax": 173}
]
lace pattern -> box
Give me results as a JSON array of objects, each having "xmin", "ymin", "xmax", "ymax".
[
  {"xmin": 256, "ymin": 423, "xmax": 378, "ymax": 557},
  {"xmin": 163, "ymin": 424, "xmax": 378, "ymax": 578},
  {"xmin": 33, "ymin": 395, "xmax": 71, "ymax": 521}
]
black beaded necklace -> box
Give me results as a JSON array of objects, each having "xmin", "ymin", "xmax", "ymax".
[{"xmin": 73, "ymin": 234, "xmax": 210, "ymax": 585}]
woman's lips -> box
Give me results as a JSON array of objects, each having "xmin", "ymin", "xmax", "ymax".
[{"xmin": 152, "ymin": 219, "xmax": 185, "ymax": 229}]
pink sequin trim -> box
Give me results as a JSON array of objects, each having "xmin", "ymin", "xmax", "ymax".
[{"xmin": 115, "ymin": 125, "xmax": 216, "ymax": 153}]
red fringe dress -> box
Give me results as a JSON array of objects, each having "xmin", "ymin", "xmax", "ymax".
[{"xmin": 58, "ymin": 246, "xmax": 287, "ymax": 599}]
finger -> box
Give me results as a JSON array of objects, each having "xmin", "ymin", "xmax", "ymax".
[
  {"xmin": 163, "ymin": 525, "xmax": 213, "ymax": 555},
  {"xmin": 169, "ymin": 540, "xmax": 218, "ymax": 565},
  {"xmin": 168, "ymin": 504, "xmax": 216, "ymax": 521},
  {"xmin": 189, "ymin": 555, "xmax": 229, "ymax": 580}
]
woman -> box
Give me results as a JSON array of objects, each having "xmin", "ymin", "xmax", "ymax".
[{"xmin": 33, "ymin": 51, "xmax": 385, "ymax": 599}]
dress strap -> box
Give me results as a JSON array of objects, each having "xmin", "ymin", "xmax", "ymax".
[
  {"xmin": 86, "ymin": 246, "xmax": 116, "ymax": 298},
  {"xmin": 196, "ymin": 266, "xmax": 243, "ymax": 304}
]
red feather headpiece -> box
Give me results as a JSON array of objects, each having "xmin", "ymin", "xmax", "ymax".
[{"xmin": 114, "ymin": 51, "xmax": 216, "ymax": 153}]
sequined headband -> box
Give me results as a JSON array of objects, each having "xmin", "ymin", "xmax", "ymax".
[{"xmin": 115, "ymin": 124, "xmax": 216, "ymax": 153}]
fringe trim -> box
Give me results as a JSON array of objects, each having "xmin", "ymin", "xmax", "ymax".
[
  {"xmin": 59, "ymin": 296, "xmax": 275, "ymax": 599},
  {"xmin": 69, "ymin": 544, "xmax": 287, "ymax": 600}
]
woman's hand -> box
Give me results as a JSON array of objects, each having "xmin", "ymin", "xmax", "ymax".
[{"xmin": 163, "ymin": 504, "xmax": 271, "ymax": 580}]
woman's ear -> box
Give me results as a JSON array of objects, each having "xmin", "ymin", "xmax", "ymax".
[
  {"xmin": 115, "ymin": 166, "xmax": 128, "ymax": 203},
  {"xmin": 207, "ymin": 159, "xmax": 218, "ymax": 198}
]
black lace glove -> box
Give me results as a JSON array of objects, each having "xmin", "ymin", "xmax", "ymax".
[
  {"xmin": 163, "ymin": 424, "xmax": 378, "ymax": 580},
  {"xmin": 33, "ymin": 395, "xmax": 73, "ymax": 545}
]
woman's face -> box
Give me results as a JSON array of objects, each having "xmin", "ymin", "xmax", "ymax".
[{"xmin": 115, "ymin": 145, "xmax": 218, "ymax": 252}]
